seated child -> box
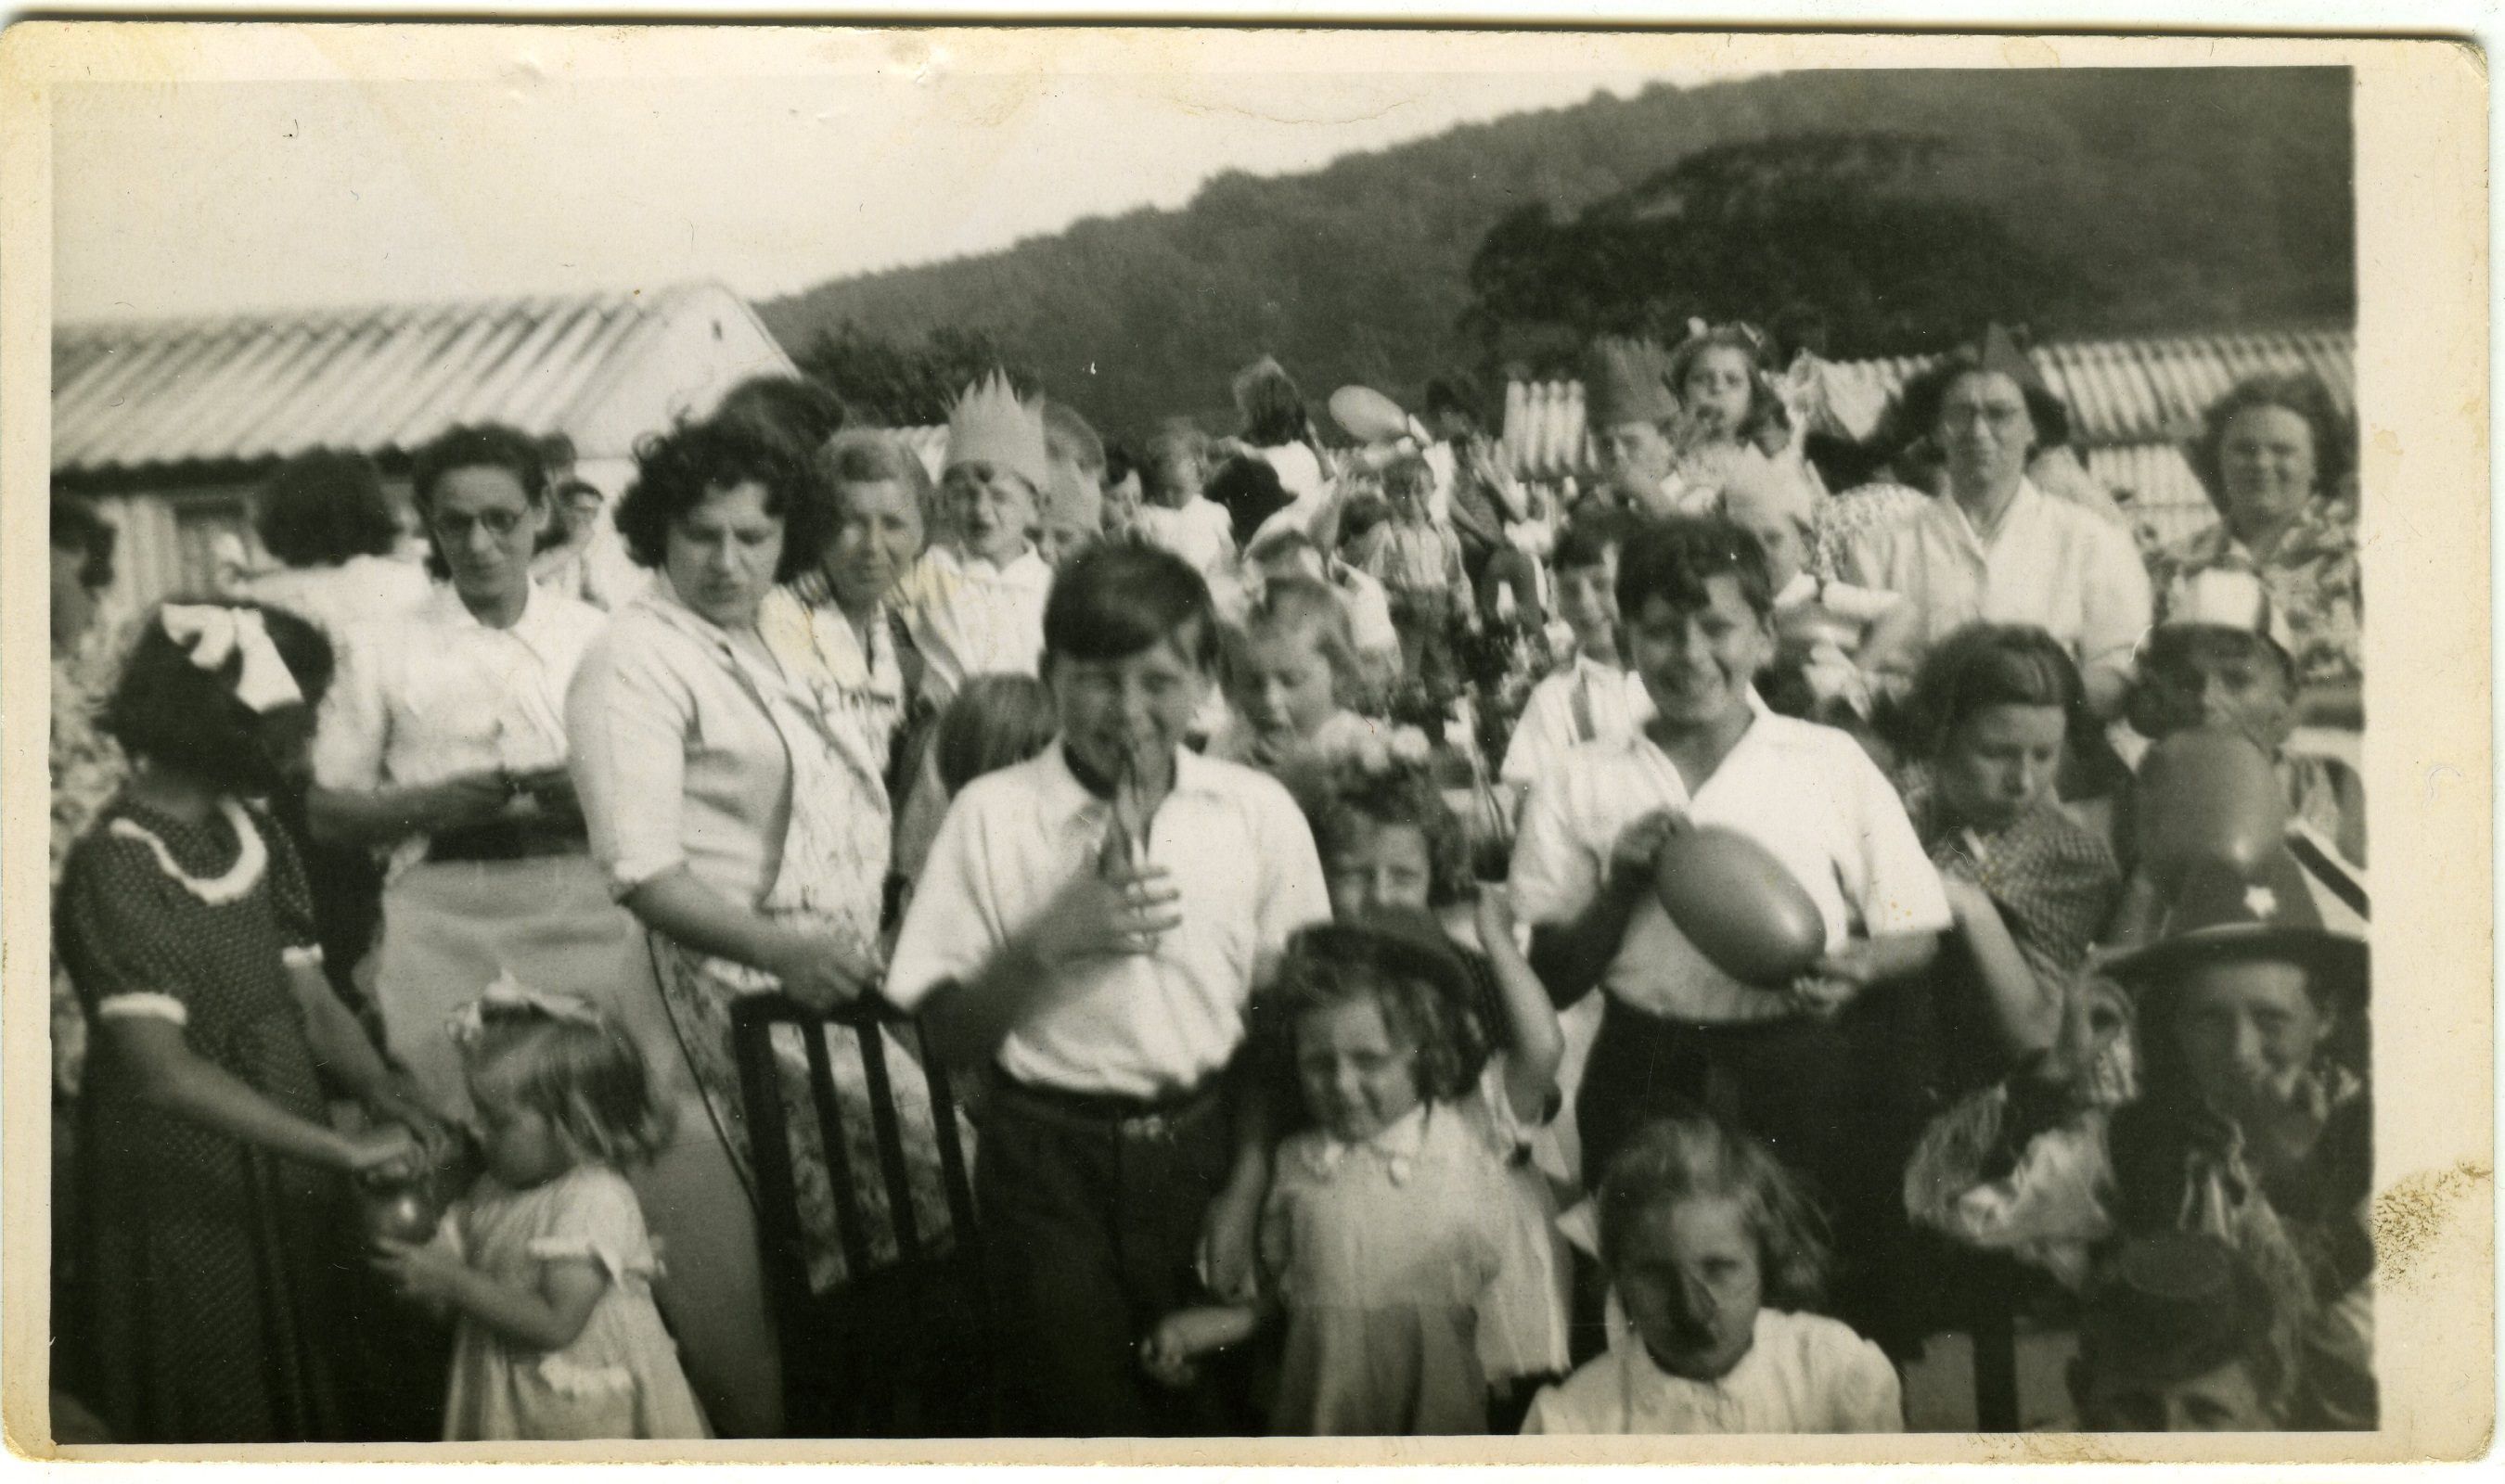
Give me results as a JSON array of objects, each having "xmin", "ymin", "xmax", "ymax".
[
  {"xmin": 1133, "ymin": 423, "xmax": 1238, "ymax": 581},
  {"xmin": 1140, "ymin": 907, "xmax": 1561, "ymax": 1435},
  {"xmin": 1901, "ymin": 623, "xmax": 2123, "ymax": 1099},
  {"xmin": 2124, "ymin": 569, "xmax": 2366, "ymax": 872},
  {"xmin": 1244, "ymin": 527, "xmax": 1402, "ymax": 698},
  {"xmin": 372, "ymin": 979, "xmax": 707, "ymax": 1440},
  {"xmin": 1497, "ymin": 512, "xmax": 1651, "ymax": 806},
  {"xmin": 901, "ymin": 372, "xmax": 1057, "ymax": 706},
  {"xmin": 1522, "ymin": 1117, "xmax": 1902, "ymax": 1435},
  {"xmin": 1207, "ymin": 576, "xmax": 1384, "ymax": 782},
  {"xmin": 889, "ymin": 673, "xmax": 1059, "ymax": 900},
  {"xmin": 2071, "ymin": 1231, "xmax": 2290, "ymax": 1431},
  {"xmin": 1354, "ymin": 455, "xmax": 1470, "ymax": 706},
  {"xmin": 1715, "ymin": 457, "xmax": 1914, "ymax": 720}
]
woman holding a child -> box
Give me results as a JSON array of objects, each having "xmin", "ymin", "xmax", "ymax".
[{"xmin": 567, "ymin": 416, "xmax": 952, "ymax": 1436}]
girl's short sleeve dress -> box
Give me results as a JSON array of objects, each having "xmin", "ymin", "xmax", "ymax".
[
  {"xmin": 55, "ymin": 797, "xmax": 356, "ymax": 1443},
  {"xmin": 1260, "ymin": 1103, "xmax": 1517, "ymax": 1435},
  {"xmin": 439, "ymin": 1165, "xmax": 710, "ymax": 1440}
]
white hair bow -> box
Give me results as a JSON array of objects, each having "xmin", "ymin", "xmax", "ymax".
[
  {"xmin": 445, "ymin": 968, "xmax": 606, "ymax": 1049},
  {"xmin": 160, "ymin": 605, "xmax": 302, "ymax": 713}
]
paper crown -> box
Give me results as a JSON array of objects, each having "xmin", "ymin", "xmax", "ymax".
[
  {"xmin": 2158, "ymin": 567, "xmax": 2298, "ymax": 658},
  {"xmin": 1583, "ymin": 337, "xmax": 1680, "ymax": 427},
  {"xmin": 1978, "ymin": 323, "xmax": 2049, "ymax": 394},
  {"xmin": 945, "ymin": 372, "xmax": 1051, "ymax": 493}
]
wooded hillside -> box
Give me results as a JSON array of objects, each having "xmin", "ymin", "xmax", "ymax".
[{"xmin": 758, "ymin": 67, "xmax": 2351, "ymax": 439}]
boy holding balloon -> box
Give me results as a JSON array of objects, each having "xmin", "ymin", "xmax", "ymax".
[{"xmin": 1508, "ymin": 517, "xmax": 1951, "ymax": 1354}]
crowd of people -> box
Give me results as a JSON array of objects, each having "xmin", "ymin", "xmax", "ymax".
[{"xmin": 45, "ymin": 316, "xmax": 2370, "ymax": 1444}]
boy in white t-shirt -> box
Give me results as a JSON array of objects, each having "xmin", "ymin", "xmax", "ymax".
[{"xmin": 884, "ymin": 542, "xmax": 1330, "ymax": 1436}]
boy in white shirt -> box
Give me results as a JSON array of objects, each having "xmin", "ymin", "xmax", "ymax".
[
  {"xmin": 884, "ymin": 542, "xmax": 1330, "ymax": 1436},
  {"xmin": 1509, "ymin": 516, "xmax": 1950, "ymax": 1355},
  {"xmin": 902, "ymin": 372, "xmax": 1058, "ymax": 707}
]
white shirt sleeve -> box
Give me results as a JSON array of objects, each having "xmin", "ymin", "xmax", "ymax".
[
  {"xmin": 2076, "ymin": 518, "xmax": 2155, "ymax": 688},
  {"xmin": 1249, "ymin": 777, "xmax": 1333, "ymax": 966},
  {"xmin": 1834, "ymin": 738, "xmax": 1953, "ymax": 937},
  {"xmin": 310, "ymin": 624, "xmax": 391, "ymax": 792},
  {"xmin": 1509, "ymin": 766, "xmax": 1603, "ymax": 928},
  {"xmin": 1499, "ymin": 677, "xmax": 1574, "ymax": 788},
  {"xmin": 1829, "ymin": 1329, "xmax": 1908, "ymax": 1433},
  {"xmin": 565, "ymin": 629, "xmax": 695, "ymax": 897},
  {"xmin": 883, "ymin": 787, "xmax": 1001, "ymax": 1012}
]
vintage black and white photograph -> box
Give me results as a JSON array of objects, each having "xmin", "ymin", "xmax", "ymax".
[{"xmin": 5, "ymin": 22, "xmax": 2488, "ymax": 1465}]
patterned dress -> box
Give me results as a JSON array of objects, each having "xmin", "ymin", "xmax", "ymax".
[
  {"xmin": 50, "ymin": 638, "xmax": 127, "ymax": 1103},
  {"xmin": 437, "ymin": 1166, "xmax": 709, "ymax": 1439},
  {"xmin": 2146, "ymin": 497, "xmax": 2363, "ymax": 690},
  {"xmin": 56, "ymin": 796, "xmax": 357, "ymax": 1442}
]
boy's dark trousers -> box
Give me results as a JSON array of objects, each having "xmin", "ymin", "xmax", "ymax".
[{"xmin": 978, "ymin": 1075, "xmax": 1251, "ymax": 1437}]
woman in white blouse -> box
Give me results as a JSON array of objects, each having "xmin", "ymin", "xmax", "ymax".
[
  {"xmin": 569, "ymin": 417, "xmax": 953, "ymax": 1438},
  {"xmin": 306, "ymin": 426, "xmax": 623, "ymax": 1122}
]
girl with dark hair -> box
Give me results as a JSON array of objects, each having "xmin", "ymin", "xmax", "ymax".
[
  {"xmin": 306, "ymin": 423, "xmax": 623, "ymax": 1134},
  {"xmin": 1901, "ymin": 622, "xmax": 2124, "ymax": 1094},
  {"xmin": 1141, "ymin": 908, "xmax": 1559, "ymax": 1435},
  {"xmin": 57, "ymin": 602, "xmax": 450, "ymax": 1443}
]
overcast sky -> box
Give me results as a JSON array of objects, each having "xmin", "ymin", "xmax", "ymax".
[{"xmin": 54, "ymin": 65, "xmax": 1710, "ymax": 322}]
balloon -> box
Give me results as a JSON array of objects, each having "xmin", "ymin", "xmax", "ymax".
[
  {"xmin": 1653, "ymin": 825, "xmax": 1828, "ymax": 985},
  {"xmin": 360, "ymin": 1178, "xmax": 443, "ymax": 1247},
  {"xmin": 1329, "ymin": 385, "xmax": 1412, "ymax": 445},
  {"xmin": 2136, "ymin": 727, "xmax": 2287, "ymax": 876}
]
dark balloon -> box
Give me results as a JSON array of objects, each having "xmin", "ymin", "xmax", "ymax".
[
  {"xmin": 2137, "ymin": 727, "xmax": 2287, "ymax": 877},
  {"xmin": 1653, "ymin": 824, "xmax": 1828, "ymax": 985}
]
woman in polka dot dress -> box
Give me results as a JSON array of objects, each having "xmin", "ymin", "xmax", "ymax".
[{"xmin": 55, "ymin": 604, "xmax": 453, "ymax": 1443}]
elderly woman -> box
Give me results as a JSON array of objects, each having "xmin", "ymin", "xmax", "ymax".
[
  {"xmin": 1841, "ymin": 338, "xmax": 2152, "ymax": 717},
  {"xmin": 2100, "ymin": 849, "xmax": 2373, "ymax": 1430},
  {"xmin": 307, "ymin": 425, "xmax": 622, "ymax": 1122},
  {"xmin": 568, "ymin": 417, "xmax": 954, "ymax": 1438},
  {"xmin": 2148, "ymin": 372, "xmax": 2361, "ymax": 729}
]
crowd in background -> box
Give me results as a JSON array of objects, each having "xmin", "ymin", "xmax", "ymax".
[{"xmin": 45, "ymin": 316, "xmax": 2369, "ymax": 1444}]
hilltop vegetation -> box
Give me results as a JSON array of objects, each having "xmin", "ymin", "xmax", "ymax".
[{"xmin": 759, "ymin": 67, "xmax": 2351, "ymax": 438}]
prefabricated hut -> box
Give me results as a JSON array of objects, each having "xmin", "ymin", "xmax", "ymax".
[{"xmin": 51, "ymin": 281, "xmax": 795, "ymax": 623}]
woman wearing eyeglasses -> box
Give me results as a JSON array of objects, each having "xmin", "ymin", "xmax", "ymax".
[
  {"xmin": 304, "ymin": 424, "xmax": 633, "ymax": 1134},
  {"xmin": 1839, "ymin": 332, "xmax": 2151, "ymax": 720}
]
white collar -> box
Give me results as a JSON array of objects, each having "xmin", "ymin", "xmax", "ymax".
[{"xmin": 1941, "ymin": 477, "xmax": 2043, "ymax": 549}]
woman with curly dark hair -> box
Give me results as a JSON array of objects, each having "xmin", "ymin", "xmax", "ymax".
[
  {"xmin": 2148, "ymin": 370, "xmax": 2362, "ymax": 728},
  {"xmin": 568, "ymin": 414, "xmax": 948, "ymax": 1436}
]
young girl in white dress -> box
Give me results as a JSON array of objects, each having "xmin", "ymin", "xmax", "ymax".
[
  {"xmin": 1140, "ymin": 908, "xmax": 1561, "ymax": 1435},
  {"xmin": 370, "ymin": 976, "xmax": 709, "ymax": 1440},
  {"xmin": 1522, "ymin": 1117, "xmax": 1902, "ymax": 1435}
]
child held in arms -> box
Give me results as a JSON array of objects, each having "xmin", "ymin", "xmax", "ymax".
[
  {"xmin": 882, "ymin": 543, "xmax": 1330, "ymax": 1438},
  {"xmin": 901, "ymin": 372, "xmax": 1057, "ymax": 708},
  {"xmin": 1134, "ymin": 422, "xmax": 1238, "ymax": 582}
]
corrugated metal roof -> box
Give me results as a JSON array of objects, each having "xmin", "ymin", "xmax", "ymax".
[
  {"xmin": 1500, "ymin": 326, "xmax": 2356, "ymax": 482},
  {"xmin": 52, "ymin": 282, "xmax": 779, "ymax": 479}
]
